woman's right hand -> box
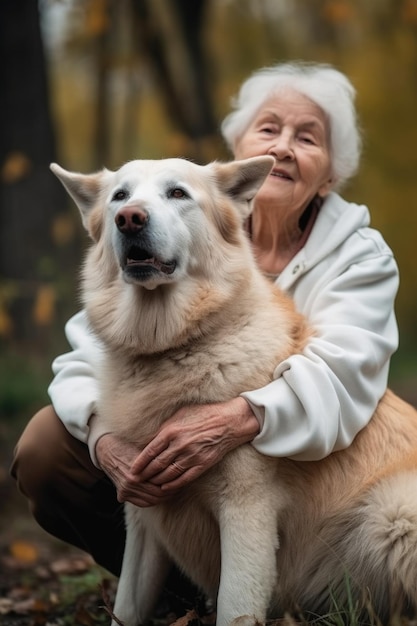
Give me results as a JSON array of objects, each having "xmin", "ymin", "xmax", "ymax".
[{"xmin": 95, "ymin": 433, "xmax": 173, "ymax": 507}]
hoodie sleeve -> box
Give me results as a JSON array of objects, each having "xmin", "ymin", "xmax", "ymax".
[
  {"xmin": 243, "ymin": 242, "xmax": 399, "ymax": 461},
  {"xmin": 48, "ymin": 310, "xmax": 103, "ymax": 443}
]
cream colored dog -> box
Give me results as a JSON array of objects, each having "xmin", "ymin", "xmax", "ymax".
[{"xmin": 52, "ymin": 157, "xmax": 417, "ymax": 626}]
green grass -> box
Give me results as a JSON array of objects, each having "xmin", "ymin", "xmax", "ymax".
[{"xmin": 0, "ymin": 350, "xmax": 49, "ymax": 421}]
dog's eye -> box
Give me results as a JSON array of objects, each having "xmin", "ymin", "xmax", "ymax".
[
  {"xmin": 112, "ymin": 189, "xmax": 128, "ymax": 202},
  {"xmin": 169, "ymin": 187, "xmax": 188, "ymax": 199}
]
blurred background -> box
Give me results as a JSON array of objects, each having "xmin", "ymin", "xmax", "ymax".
[{"xmin": 1, "ymin": 0, "xmax": 417, "ymax": 475}]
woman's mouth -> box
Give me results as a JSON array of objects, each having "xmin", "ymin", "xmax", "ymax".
[{"xmin": 271, "ymin": 169, "xmax": 293, "ymax": 181}]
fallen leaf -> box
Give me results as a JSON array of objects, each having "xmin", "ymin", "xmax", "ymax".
[
  {"xmin": 10, "ymin": 540, "xmax": 39, "ymax": 564},
  {"xmin": 0, "ymin": 598, "xmax": 13, "ymax": 615},
  {"xmin": 34, "ymin": 564, "xmax": 52, "ymax": 580},
  {"xmin": 0, "ymin": 596, "xmax": 48, "ymax": 616},
  {"xmin": 49, "ymin": 591, "xmax": 60, "ymax": 605},
  {"xmin": 74, "ymin": 603, "xmax": 97, "ymax": 626},
  {"xmin": 50, "ymin": 554, "xmax": 93, "ymax": 575},
  {"xmin": 7, "ymin": 586, "xmax": 31, "ymax": 600},
  {"xmin": 171, "ymin": 608, "xmax": 199, "ymax": 626}
]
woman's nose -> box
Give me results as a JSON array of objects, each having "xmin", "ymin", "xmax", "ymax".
[{"xmin": 268, "ymin": 134, "xmax": 294, "ymax": 159}]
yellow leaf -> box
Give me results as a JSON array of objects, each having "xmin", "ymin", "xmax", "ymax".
[
  {"xmin": 1, "ymin": 151, "xmax": 31, "ymax": 184},
  {"xmin": 322, "ymin": 0, "xmax": 354, "ymax": 24},
  {"xmin": 87, "ymin": 0, "xmax": 109, "ymax": 36},
  {"xmin": 52, "ymin": 214, "xmax": 76, "ymax": 246},
  {"xmin": 10, "ymin": 540, "xmax": 39, "ymax": 564},
  {"xmin": 0, "ymin": 305, "xmax": 13, "ymax": 336},
  {"xmin": 402, "ymin": 0, "xmax": 417, "ymax": 23},
  {"xmin": 33, "ymin": 285, "xmax": 56, "ymax": 326}
]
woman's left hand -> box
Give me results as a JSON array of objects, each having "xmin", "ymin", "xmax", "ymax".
[{"xmin": 131, "ymin": 397, "xmax": 260, "ymax": 495}]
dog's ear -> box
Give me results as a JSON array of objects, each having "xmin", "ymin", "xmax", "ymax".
[
  {"xmin": 50, "ymin": 163, "xmax": 111, "ymax": 230},
  {"xmin": 214, "ymin": 156, "xmax": 274, "ymax": 219}
]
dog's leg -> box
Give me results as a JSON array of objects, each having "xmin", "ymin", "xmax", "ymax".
[
  {"xmin": 216, "ymin": 498, "xmax": 279, "ymax": 626},
  {"xmin": 112, "ymin": 503, "xmax": 170, "ymax": 626}
]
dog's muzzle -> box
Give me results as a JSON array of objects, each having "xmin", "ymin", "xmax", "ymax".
[{"xmin": 115, "ymin": 205, "xmax": 177, "ymax": 281}]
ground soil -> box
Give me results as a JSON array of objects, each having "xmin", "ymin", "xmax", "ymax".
[{"xmin": 0, "ymin": 478, "xmax": 211, "ymax": 626}]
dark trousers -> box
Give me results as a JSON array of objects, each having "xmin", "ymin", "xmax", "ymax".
[
  {"xmin": 11, "ymin": 405, "xmax": 127, "ymax": 575},
  {"xmin": 11, "ymin": 405, "xmax": 201, "ymax": 611}
]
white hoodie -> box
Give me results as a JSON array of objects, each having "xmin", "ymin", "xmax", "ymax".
[{"xmin": 48, "ymin": 192, "xmax": 399, "ymax": 462}]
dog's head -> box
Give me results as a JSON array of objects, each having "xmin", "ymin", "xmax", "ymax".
[{"xmin": 51, "ymin": 156, "xmax": 273, "ymax": 291}]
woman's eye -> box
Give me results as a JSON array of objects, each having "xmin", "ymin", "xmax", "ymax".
[
  {"xmin": 169, "ymin": 188, "xmax": 188, "ymax": 199},
  {"xmin": 299, "ymin": 135, "xmax": 315, "ymax": 145},
  {"xmin": 112, "ymin": 189, "xmax": 128, "ymax": 201}
]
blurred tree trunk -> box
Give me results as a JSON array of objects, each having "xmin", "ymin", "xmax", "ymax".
[
  {"xmin": 87, "ymin": 0, "xmax": 113, "ymax": 168},
  {"xmin": 132, "ymin": 0, "xmax": 221, "ymax": 161},
  {"xmin": 0, "ymin": 0, "xmax": 70, "ymax": 352}
]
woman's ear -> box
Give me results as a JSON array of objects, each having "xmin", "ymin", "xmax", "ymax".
[{"xmin": 318, "ymin": 176, "xmax": 334, "ymax": 198}]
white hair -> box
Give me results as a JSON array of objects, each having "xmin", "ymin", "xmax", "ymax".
[{"xmin": 221, "ymin": 61, "xmax": 362, "ymax": 191}]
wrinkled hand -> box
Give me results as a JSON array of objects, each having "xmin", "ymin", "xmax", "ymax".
[
  {"xmin": 131, "ymin": 397, "xmax": 260, "ymax": 494},
  {"xmin": 95, "ymin": 434, "xmax": 171, "ymax": 507}
]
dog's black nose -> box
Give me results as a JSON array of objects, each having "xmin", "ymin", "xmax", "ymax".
[{"xmin": 115, "ymin": 205, "xmax": 149, "ymax": 234}]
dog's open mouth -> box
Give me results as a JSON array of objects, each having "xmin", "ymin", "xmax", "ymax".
[{"xmin": 124, "ymin": 246, "xmax": 177, "ymax": 275}]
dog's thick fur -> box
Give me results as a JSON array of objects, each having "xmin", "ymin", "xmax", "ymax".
[{"xmin": 52, "ymin": 157, "xmax": 417, "ymax": 626}]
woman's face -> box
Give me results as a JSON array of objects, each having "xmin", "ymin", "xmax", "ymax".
[{"xmin": 233, "ymin": 90, "xmax": 333, "ymax": 214}]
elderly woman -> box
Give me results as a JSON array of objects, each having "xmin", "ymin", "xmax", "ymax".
[{"xmin": 12, "ymin": 62, "xmax": 398, "ymax": 580}]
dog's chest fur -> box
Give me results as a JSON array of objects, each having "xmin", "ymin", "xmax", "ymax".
[{"xmin": 96, "ymin": 278, "xmax": 308, "ymax": 447}]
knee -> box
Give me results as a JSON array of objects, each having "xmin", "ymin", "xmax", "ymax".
[{"xmin": 11, "ymin": 405, "xmax": 67, "ymax": 500}]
